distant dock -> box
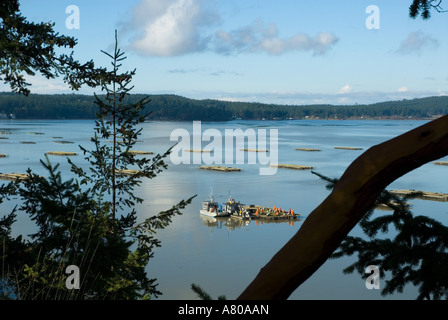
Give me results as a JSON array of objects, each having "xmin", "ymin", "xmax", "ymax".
[
  {"xmin": 115, "ymin": 169, "xmax": 141, "ymax": 176},
  {"xmin": 389, "ymin": 189, "xmax": 448, "ymax": 202},
  {"xmin": 270, "ymin": 164, "xmax": 313, "ymax": 170},
  {"xmin": 199, "ymin": 166, "xmax": 241, "ymax": 172},
  {"xmin": 295, "ymin": 148, "xmax": 321, "ymax": 152},
  {"xmin": 240, "ymin": 148, "xmax": 268, "ymax": 152},
  {"xmin": 125, "ymin": 150, "xmax": 154, "ymax": 155},
  {"xmin": 0, "ymin": 173, "xmax": 29, "ymax": 181},
  {"xmin": 334, "ymin": 146, "xmax": 363, "ymax": 150},
  {"xmin": 46, "ymin": 151, "xmax": 77, "ymax": 156},
  {"xmin": 185, "ymin": 149, "xmax": 211, "ymax": 153}
]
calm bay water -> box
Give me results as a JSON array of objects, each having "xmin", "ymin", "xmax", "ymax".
[{"xmin": 1, "ymin": 119, "xmax": 447, "ymax": 300}]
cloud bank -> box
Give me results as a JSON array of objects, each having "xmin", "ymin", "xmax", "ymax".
[
  {"xmin": 213, "ymin": 20, "xmax": 338, "ymax": 56},
  {"xmin": 396, "ymin": 31, "xmax": 439, "ymax": 55},
  {"xmin": 125, "ymin": 0, "xmax": 339, "ymax": 57},
  {"xmin": 198, "ymin": 88, "xmax": 447, "ymax": 106}
]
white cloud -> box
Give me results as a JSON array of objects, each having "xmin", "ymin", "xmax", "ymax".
[
  {"xmin": 398, "ymin": 86, "xmax": 409, "ymax": 92},
  {"xmin": 396, "ymin": 31, "xmax": 439, "ymax": 55},
  {"xmin": 125, "ymin": 0, "xmax": 338, "ymax": 57},
  {"xmin": 213, "ymin": 20, "xmax": 339, "ymax": 56},
  {"xmin": 129, "ymin": 0, "xmax": 214, "ymax": 56},
  {"xmin": 338, "ymin": 84, "xmax": 352, "ymax": 94}
]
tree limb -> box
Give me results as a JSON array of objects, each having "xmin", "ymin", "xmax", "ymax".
[{"xmin": 238, "ymin": 114, "xmax": 448, "ymax": 300}]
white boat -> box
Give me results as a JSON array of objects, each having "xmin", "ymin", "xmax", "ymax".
[{"xmin": 200, "ymin": 194, "xmax": 227, "ymax": 217}]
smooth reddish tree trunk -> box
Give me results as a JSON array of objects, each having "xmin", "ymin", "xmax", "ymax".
[{"xmin": 238, "ymin": 114, "xmax": 448, "ymax": 300}]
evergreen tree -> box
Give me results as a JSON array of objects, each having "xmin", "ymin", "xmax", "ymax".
[
  {"xmin": 409, "ymin": 0, "xmax": 447, "ymax": 19},
  {"xmin": 1, "ymin": 34, "xmax": 195, "ymax": 299},
  {"xmin": 64, "ymin": 32, "xmax": 195, "ymax": 299},
  {"xmin": 1, "ymin": 3, "xmax": 194, "ymax": 298}
]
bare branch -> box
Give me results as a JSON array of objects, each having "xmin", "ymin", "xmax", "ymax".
[{"xmin": 238, "ymin": 114, "xmax": 448, "ymax": 299}]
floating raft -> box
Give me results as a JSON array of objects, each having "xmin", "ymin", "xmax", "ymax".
[
  {"xmin": 374, "ymin": 201, "xmax": 410, "ymax": 211},
  {"xmin": 240, "ymin": 148, "xmax": 268, "ymax": 152},
  {"xmin": 20, "ymin": 141, "xmax": 36, "ymax": 144},
  {"xmin": 231, "ymin": 205, "xmax": 303, "ymax": 221},
  {"xmin": 0, "ymin": 154, "xmax": 7, "ymax": 158},
  {"xmin": 389, "ymin": 190, "xmax": 448, "ymax": 202},
  {"xmin": 126, "ymin": 150, "xmax": 153, "ymax": 155},
  {"xmin": 185, "ymin": 149, "xmax": 211, "ymax": 153},
  {"xmin": 434, "ymin": 161, "xmax": 448, "ymax": 166},
  {"xmin": 53, "ymin": 140, "xmax": 74, "ymax": 144},
  {"xmin": 46, "ymin": 151, "xmax": 77, "ymax": 156},
  {"xmin": 0, "ymin": 137, "xmax": 8, "ymax": 140},
  {"xmin": 334, "ymin": 146, "xmax": 363, "ymax": 150},
  {"xmin": 115, "ymin": 169, "xmax": 141, "ymax": 176},
  {"xmin": 0, "ymin": 173, "xmax": 29, "ymax": 181},
  {"xmin": 199, "ymin": 166, "xmax": 241, "ymax": 172},
  {"xmin": 295, "ymin": 148, "xmax": 321, "ymax": 152},
  {"xmin": 270, "ymin": 164, "xmax": 313, "ymax": 170}
]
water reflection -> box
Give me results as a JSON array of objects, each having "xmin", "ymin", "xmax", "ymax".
[
  {"xmin": 3, "ymin": 119, "xmax": 447, "ymax": 300},
  {"xmin": 199, "ymin": 215, "xmax": 304, "ymax": 231}
]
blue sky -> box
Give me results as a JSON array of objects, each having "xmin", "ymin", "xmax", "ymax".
[{"xmin": 10, "ymin": 0, "xmax": 448, "ymax": 105}]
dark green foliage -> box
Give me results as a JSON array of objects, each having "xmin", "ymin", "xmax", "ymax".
[
  {"xmin": 0, "ymin": 0, "xmax": 108, "ymax": 96},
  {"xmin": 1, "ymin": 92, "xmax": 448, "ymax": 121},
  {"xmin": 314, "ymin": 172, "xmax": 448, "ymax": 300},
  {"xmin": 1, "ymin": 31, "xmax": 194, "ymax": 299},
  {"xmin": 64, "ymin": 32, "xmax": 195, "ymax": 298},
  {"xmin": 409, "ymin": 0, "xmax": 447, "ymax": 19},
  {"xmin": 12, "ymin": 158, "xmax": 142, "ymax": 299},
  {"xmin": 191, "ymin": 283, "xmax": 227, "ymax": 300},
  {"xmin": 0, "ymin": 182, "xmax": 30, "ymax": 299},
  {"xmin": 0, "ymin": 157, "xmax": 164, "ymax": 299}
]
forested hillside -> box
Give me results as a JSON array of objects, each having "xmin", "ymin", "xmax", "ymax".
[{"xmin": 0, "ymin": 92, "xmax": 447, "ymax": 121}]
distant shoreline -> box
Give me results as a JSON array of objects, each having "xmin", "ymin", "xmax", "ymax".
[
  {"xmin": 0, "ymin": 116, "xmax": 437, "ymax": 121},
  {"xmin": 0, "ymin": 92, "xmax": 447, "ymax": 121}
]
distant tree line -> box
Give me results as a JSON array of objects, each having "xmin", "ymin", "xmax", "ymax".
[{"xmin": 0, "ymin": 91, "xmax": 447, "ymax": 121}]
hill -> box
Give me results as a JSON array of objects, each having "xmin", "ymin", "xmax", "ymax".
[{"xmin": 0, "ymin": 92, "xmax": 447, "ymax": 121}]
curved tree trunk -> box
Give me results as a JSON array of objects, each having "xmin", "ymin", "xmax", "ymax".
[{"xmin": 238, "ymin": 114, "xmax": 448, "ymax": 300}]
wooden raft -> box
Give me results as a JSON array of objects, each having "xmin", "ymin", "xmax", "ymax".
[
  {"xmin": 270, "ymin": 164, "xmax": 313, "ymax": 170},
  {"xmin": 185, "ymin": 149, "xmax": 211, "ymax": 153},
  {"xmin": 295, "ymin": 148, "xmax": 321, "ymax": 152},
  {"xmin": 389, "ymin": 189, "xmax": 448, "ymax": 202},
  {"xmin": 334, "ymin": 146, "xmax": 363, "ymax": 150},
  {"xmin": 199, "ymin": 166, "xmax": 241, "ymax": 172},
  {"xmin": 46, "ymin": 151, "xmax": 77, "ymax": 156},
  {"xmin": 0, "ymin": 173, "xmax": 29, "ymax": 181},
  {"xmin": 240, "ymin": 148, "xmax": 268, "ymax": 152}
]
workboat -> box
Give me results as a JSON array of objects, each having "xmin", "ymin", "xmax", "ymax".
[
  {"xmin": 200, "ymin": 192, "xmax": 300, "ymax": 221},
  {"xmin": 223, "ymin": 195, "xmax": 244, "ymax": 216},
  {"xmin": 200, "ymin": 194, "xmax": 227, "ymax": 217}
]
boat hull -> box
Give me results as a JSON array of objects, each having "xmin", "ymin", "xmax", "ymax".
[{"xmin": 200, "ymin": 210, "xmax": 229, "ymax": 218}]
